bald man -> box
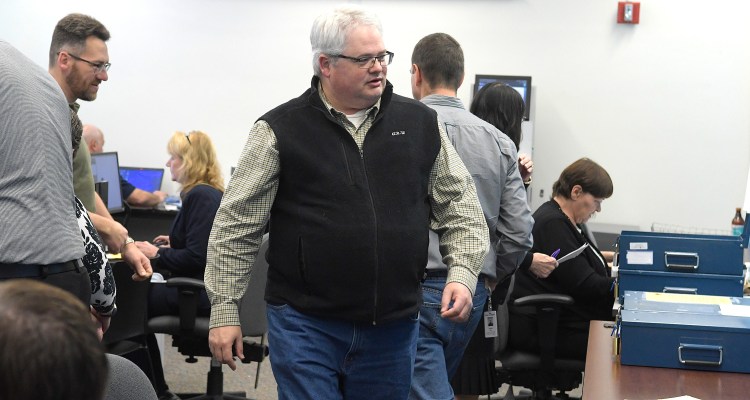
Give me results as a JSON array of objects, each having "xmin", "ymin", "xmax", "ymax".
[{"xmin": 83, "ymin": 124, "xmax": 167, "ymax": 208}]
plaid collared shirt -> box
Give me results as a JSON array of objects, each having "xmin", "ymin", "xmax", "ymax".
[{"xmin": 205, "ymin": 85, "xmax": 488, "ymax": 328}]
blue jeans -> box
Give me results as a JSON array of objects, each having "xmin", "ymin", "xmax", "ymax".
[
  {"xmin": 409, "ymin": 276, "xmax": 487, "ymax": 400},
  {"xmin": 267, "ymin": 302, "xmax": 419, "ymax": 400}
]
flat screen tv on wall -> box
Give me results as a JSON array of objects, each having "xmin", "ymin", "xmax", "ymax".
[{"xmin": 473, "ymin": 75, "xmax": 532, "ymax": 121}]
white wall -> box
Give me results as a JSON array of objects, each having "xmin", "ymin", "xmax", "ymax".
[{"xmin": 2, "ymin": 0, "xmax": 749, "ymax": 232}]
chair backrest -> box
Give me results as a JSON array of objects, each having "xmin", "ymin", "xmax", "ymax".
[
  {"xmin": 239, "ymin": 234, "xmax": 269, "ymax": 338},
  {"xmin": 102, "ymin": 261, "xmax": 150, "ymax": 349},
  {"xmin": 103, "ymin": 354, "xmax": 158, "ymax": 400},
  {"xmin": 496, "ymin": 274, "xmax": 583, "ymax": 396}
]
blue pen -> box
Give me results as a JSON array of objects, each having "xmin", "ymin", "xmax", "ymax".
[{"xmin": 550, "ymin": 248, "xmax": 561, "ymax": 259}]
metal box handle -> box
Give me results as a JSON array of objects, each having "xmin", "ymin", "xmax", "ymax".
[
  {"xmin": 663, "ymin": 286, "xmax": 698, "ymax": 295},
  {"xmin": 664, "ymin": 251, "xmax": 699, "ymax": 270},
  {"xmin": 678, "ymin": 343, "xmax": 723, "ymax": 366}
]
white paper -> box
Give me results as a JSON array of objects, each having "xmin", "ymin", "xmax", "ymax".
[
  {"xmin": 719, "ymin": 304, "xmax": 750, "ymax": 318},
  {"xmin": 626, "ymin": 251, "xmax": 654, "ymax": 265},
  {"xmin": 556, "ymin": 243, "xmax": 589, "ymax": 264}
]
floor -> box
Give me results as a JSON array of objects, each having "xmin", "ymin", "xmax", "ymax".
[
  {"xmin": 161, "ymin": 335, "xmax": 277, "ymax": 400},
  {"xmin": 161, "ymin": 339, "xmax": 582, "ymax": 400}
]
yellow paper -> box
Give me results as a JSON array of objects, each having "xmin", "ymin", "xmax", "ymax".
[{"xmin": 643, "ymin": 292, "xmax": 732, "ymax": 305}]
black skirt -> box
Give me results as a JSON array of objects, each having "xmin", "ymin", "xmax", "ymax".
[{"xmin": 450, "ymin": 309, "xmax": 501, "ymax": 395}]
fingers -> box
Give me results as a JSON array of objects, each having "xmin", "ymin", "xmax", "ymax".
[
  {"xmin": 442, "ymin": 301, "xmax": 471, "ymax": 322},
  {"xmin": 234, "ymin": 337, "xmax": 245, "ymax": 363},
  {"xmin": 440, "ymin": 283, "xmax": 472, "ymax": 322},
  {"xmin": 530, "ymin": 253, "xmax": 558, "ymax": 279},
  {"xmin": 209, "ymin": 327, "xmax": 242, "ymax": 371},
  {"xmin": 131, "ymin": 259, "xmax": 152, "ymax": 281},
  {"xmin": 518, "ymin": 154, "xmax": 534, "ymax": 176}
]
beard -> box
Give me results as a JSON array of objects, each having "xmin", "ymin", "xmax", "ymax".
[{"xmin": 65, "ymin": 64, "xmax": 99, "ymax": 102}]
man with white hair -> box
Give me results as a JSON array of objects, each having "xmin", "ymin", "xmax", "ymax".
[{"xmin": 205, "ymin": 5, "xmax": 489, "ymax": 399}]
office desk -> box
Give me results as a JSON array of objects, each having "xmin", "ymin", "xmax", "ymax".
[
  {"xmin": 113, "ymin": 207, "xmax": 177, "ymax": 241},
  {"xmin": 583, "ymin": 320, "xmax": 750, "ymax": 399}
]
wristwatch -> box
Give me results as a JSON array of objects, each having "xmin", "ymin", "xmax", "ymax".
[{"xmin": 122, "ymin": 236, "xmax": 135, "ymax": 250}]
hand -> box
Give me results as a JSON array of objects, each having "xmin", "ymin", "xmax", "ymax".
[
  {"xmin": 518, "ymin": 153, "xmax": 533, "ymax": 182},
  {"xmin": 121, "ymin": 243, "xmax": 153, "ymax": 281},
  {"xmin": 154, "ymin": 190, "xmax": 168, "ymax": 203},
  {"xmin": 440, "ymin": 281, "xmax": 473, "ymax": 322},
  {"xmin": 152, "ymin": 235, "xmax": 170, "ymax": 247},
  {"xmin": 134, "ymin": 241, "xmax": 159, "ymax": 258},
  {"xmin": 529, "ymin": 252, "xmax": 558, "ymax": 279},
  {"xmin": 90, "ymin": 307, "xmax": 111, "ymax": 341},
  {"xmin": 208, "ymin": 326, "xmax": 244, "ymax": 370}
]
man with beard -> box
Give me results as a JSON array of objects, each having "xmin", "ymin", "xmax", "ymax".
[{"xmin": 48, "ymin": 13, "xmax": 152, "ymax": 281}]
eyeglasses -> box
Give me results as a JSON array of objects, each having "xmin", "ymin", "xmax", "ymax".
[
  {"xmin": 332, "ymin": 51, "xmax": 394, "ymax": 69},
  {"xmin": 59, "ymin": 52, "xmax": 111, "ymax": 73}
]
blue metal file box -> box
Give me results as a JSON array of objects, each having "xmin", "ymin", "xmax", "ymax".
[
  {"xmin": 620, "ymin": 291, "xmax": 750, "ymax": 373},
  {"xmin": 617, "ymin": 216, "xmax": 749, "ymax": 299}
]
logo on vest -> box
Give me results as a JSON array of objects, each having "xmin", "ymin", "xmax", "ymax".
[{"xmin": 391, "ymin": 130, "xmax": 406, "ymax": 136}]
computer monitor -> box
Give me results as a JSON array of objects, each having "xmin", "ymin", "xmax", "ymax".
[
  {"xmin": 119, "ymin": 167, "xmax": 164, "ymax": 193},
  {"xmin": 473, "ymin": 75, "xmax": 532, "ymax": 120},
  {"xmin": 90, "ymin": 151, "xmax": 125, "ymax": 213}
]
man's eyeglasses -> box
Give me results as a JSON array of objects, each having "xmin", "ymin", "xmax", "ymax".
[
  {"xmin": 59, "ymin": 52, "xmax": 111, "ymax": 73},
  {"xmin": 332, "ymin": 51, "xmax": 394, "ymax": 69}
]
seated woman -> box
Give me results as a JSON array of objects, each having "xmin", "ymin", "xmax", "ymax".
[
  {"xmin": 508, "ymin": 157, "xmax": 615, "ymax": 361},
  {"xmin": 134, "ymin": 130, "xmax": 224, "ymax": 400}
]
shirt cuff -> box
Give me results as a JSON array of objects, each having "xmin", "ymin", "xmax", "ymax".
[
  {"xmin": 446, "ymin": 265, "xmax": 479, "ymax": 296},
  {"xmin": 208, "ymin": 302, "xmax": 241, "ymax": 329}
]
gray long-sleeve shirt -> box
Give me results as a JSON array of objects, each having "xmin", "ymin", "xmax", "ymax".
[
  {"xmin": 423, "ymin": 94, "xmax": 533, "ymax": 282},
  {"xmin": 0, "ymin": 40, "xmax": 83, "ymax": 264}
]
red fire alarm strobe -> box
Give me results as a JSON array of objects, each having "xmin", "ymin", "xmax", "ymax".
[{"xmin": 618, "ymin": 2, "xmax": 640, "ymax": 24}]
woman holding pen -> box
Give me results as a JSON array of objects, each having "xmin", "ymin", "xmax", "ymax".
[{"xmin": 508, "ymin": 157, "xmax": 616, "ymax": 361}]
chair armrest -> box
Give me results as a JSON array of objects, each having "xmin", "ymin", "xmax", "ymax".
[
  {"xmin": 512, "ymin": 293, "xmax": 574, "ymax": 308},
  {"xmin": 165, "ymin": 277, "xmax": 205, "ymax": 290}
]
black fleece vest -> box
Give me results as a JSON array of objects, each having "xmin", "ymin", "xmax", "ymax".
[{"xmin": 261, "ymin": 77, "xmax": 441, "ymax": 323}]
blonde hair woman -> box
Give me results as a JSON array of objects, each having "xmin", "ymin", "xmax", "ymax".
[{"xmin": 134, "ymin": 130, "xmax": 223, "ymax": 400}]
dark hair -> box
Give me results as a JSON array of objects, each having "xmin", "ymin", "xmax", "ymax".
[
  {"xmin": 0, "ymin": 279, "xmax": 108, "ymax": 400},
  {"xmin": 552, "ymin": 158, "xmax": 614, "ymax": 200},
  {"xmin": 470, "ymin": 82, "xmax": 525, "ymax": 150},
  {"xmin": 49, "ymin": 13, "xmax": 110, "ymax": 68},
  {"xmin": 411, "ymin": 33, "xmax": 464, "ymax": 90}
]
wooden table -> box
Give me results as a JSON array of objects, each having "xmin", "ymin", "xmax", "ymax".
[{"xmin": 583, "ymin": 320, "xmax": 750, "ymax": 399}]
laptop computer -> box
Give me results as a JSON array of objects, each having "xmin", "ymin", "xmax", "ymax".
[{"xmin": 119, "ymin": 166, "xmax": 165, "ymax": 193}]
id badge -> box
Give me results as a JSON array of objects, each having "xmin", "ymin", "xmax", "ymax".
[{"xmin": 483, "ymin": 310, "xmax": 498, "ymax": 338}]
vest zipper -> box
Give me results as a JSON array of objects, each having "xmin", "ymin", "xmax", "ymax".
[{"xmin": 360, "ymin": 151, "xmax": 380, "ymax": 325}]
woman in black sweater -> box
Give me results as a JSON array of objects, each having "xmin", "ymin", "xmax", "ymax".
[
  {"xmin": 134, "ymin": 130, "xmax": 224, "ymax": 400},
  {"xmin": 509, "ymin": 157, "xmax": 615, "ymax": 361}
]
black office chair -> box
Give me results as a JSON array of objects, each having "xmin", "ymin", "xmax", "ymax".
[
  {"xmin": 147, "ymin": 235, "xmax": 270, "ymax": 400},
  {"xmin": 496, "ymin": 277, "xmax": 584, "ymax": 400}
]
